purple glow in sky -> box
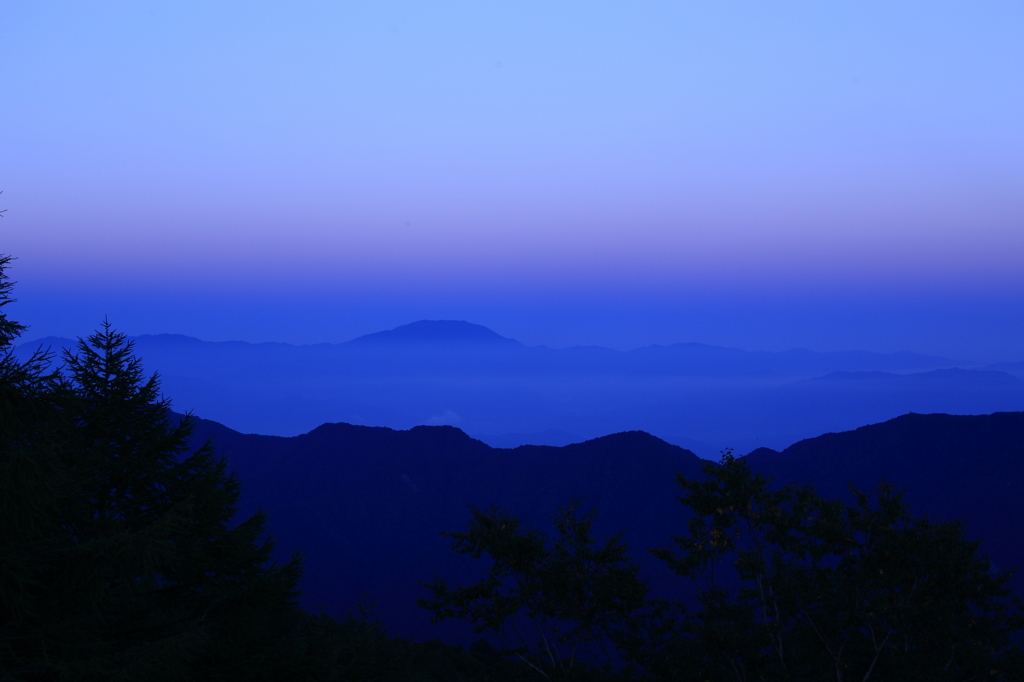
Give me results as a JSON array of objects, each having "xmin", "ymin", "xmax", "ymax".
[{"xmin": 2, "ymin": 2, "xmax": 1022, "ymax": 360}]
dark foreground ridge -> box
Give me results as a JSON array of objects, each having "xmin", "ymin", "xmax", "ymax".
[
  {"xmin": 748, "ymin": 411, "xmax": 1024, "ymax": 574},
  {"xmin": 187, "ymin": 410, "xmax": 1024, "ymax": 641}
]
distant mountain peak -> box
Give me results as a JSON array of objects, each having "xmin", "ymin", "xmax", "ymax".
[{"xmin": 346, "ymin": 320, "xmax": 521, "ymax": 347}]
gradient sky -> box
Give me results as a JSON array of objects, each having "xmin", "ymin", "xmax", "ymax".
[{"xmin": 2, "ymin": 2, "xmax": 1023, "ymax": 361}]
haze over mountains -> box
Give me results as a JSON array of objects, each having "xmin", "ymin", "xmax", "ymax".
[{"xmin": 19, "ymin": 320, "xmax": 1024, "ymax": 458}]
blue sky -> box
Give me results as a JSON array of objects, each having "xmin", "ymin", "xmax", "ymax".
[{"xmin": 2, "ymin": 2, "xmax": 1022, "ymax": 360}]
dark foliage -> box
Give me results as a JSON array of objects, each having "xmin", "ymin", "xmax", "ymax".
[
  {"xmin": 641, "ymin": 452, "xmax": 1024, "ymax": 681},
  {"xmin": 0, "ymin": 288, "xmax": 305, "ymax": 678},
  {"xmin": 421, "ymin": 501, "xmax": 649, "ymax": 680},
  {"xmin": 425, "ymin": 454, "xmax": 1024, "ymax": 680}
]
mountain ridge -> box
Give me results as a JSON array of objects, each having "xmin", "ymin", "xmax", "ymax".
[
  {"xmin": 184, "ymin": 410, "xmax": 1024, "ymax": 641},
  {"xmin": 18, "ymin": 324, "xmax": 1023, "ymax": 456},
  {"xmin": 16, "ymin": 320, "xmax": 968, "ymax": 363}
]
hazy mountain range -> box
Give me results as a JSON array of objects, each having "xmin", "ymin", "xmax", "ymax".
[
  {"xmin": 25, "ymin": 319, "xmax": 1020, "ymax": 640},
  {"xmin": 184, "ymin": 411, "xmax": 1024, "ymax": 642},
  {"xmin": 20, "ymin": 320, "xmax": 1024, "ymax": 457}
]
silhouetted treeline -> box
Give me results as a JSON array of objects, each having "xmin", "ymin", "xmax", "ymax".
[
  {"xmin": 418, "ymin": 454, "xmax": 1024, "ymax": 681},
  {"xmin": 2, "ymin": 251, "xmax": 1022, "ymax": 681}
]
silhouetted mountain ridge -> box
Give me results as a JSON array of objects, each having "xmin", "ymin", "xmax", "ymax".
[
  {"xmin": 745, "ymin": 411, "xmax": 1024, "ymax": 574},
  {"xmin": 184, "ymin": 410, "xmax": 1024, "ymax": 641}
]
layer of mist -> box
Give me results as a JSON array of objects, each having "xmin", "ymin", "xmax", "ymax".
[{"xmin": 20, "ymin": 320, "xmax": 1024, "ymax": 458}]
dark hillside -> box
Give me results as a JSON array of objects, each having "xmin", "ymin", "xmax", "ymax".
[
  {"xmin": 186, "ymin": 418, "xmax": 702, "ymax": 640},
  {"xmin": 746, "ymin": 412, "xmax": 1024, "ymax": 584},
  {"xmin": 186, "ymin": 411, "xmax": 1024, "ymax": 640}
]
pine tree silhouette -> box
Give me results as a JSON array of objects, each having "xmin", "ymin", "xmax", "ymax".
[{"xmin": 0, "ymin": 257, "xmax": 304, "ymax": 681}]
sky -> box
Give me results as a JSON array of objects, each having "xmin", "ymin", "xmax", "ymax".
[{"xmin": 2, "ymin": 2, "xmax": 1023, "ymax": 361}]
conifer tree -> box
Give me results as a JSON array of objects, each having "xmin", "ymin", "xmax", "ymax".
[
  {"xmin": 0, "ymin": 255, "xmax": 304, "ymax": 681},
  {"xmin": 0, "ymin": 253, "xmax": 70, "ymax": 680}
]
